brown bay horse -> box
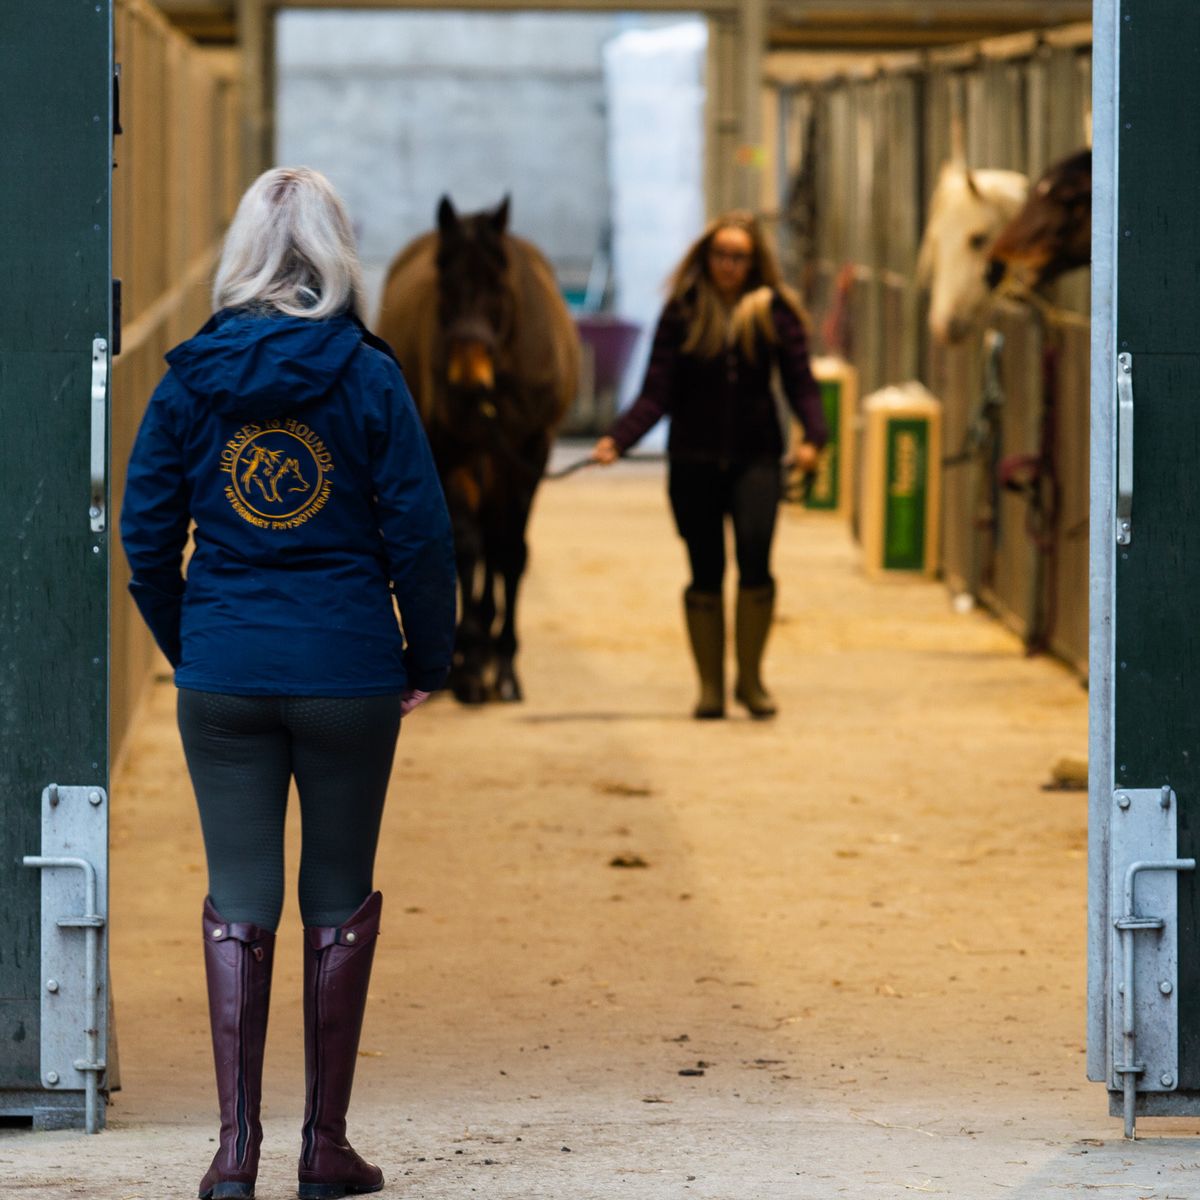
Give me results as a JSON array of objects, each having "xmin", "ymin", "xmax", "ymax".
[
  {"xmin": 376, "ymin": 196, "xmax": 579, "ymax": 704},
  {"xmin": 989, "ymin": 149, "xmax": 1091, "ymax": 290}
]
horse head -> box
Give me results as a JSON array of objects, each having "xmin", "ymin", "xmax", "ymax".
[
  {"xmin": 435, "ymin": 195, "xmax": 514, "ymax": 424},
  {"xmin": 918, "ymin": 160, "xmax": 1029, "ymax": 344},
  {"xmin": 276, "ymin": 457, "xmax": 310, "ymax": 494},
  {"xmin": 989, "ymin": 149, "xmax": 1092, "ymax": 290}
]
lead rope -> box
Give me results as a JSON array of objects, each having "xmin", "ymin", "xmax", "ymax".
[{"xmin": 544, "ymin": 451, "xmax": 667, "ymax": 481}]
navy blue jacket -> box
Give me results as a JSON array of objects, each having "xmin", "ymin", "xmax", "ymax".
[{"xmin": 120, "ymin": 308, "xmax": 456, "ymax": 697}]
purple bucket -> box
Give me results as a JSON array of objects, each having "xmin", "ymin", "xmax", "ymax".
[{"xmin": 575, "ymin": 314, "xmax": 641, "ymax": 391}]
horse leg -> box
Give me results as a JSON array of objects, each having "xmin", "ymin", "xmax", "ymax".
[
  {"xmin": 492, "ymin": 438, "xmax": 551, "ymax": 702},
  {"xmin": 449, "ymin": 513, "xmax": 489, "ymax": 707},
  {"xmin": 478, "ymin": 563, "xmax": 498, "ymax": 678},
  {"xmin": 492, "ymin": 496, "xmax": 535, "ymax": 704}
]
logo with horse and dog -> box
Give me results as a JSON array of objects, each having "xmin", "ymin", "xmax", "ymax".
[{"xmin": 220, "ymin": 419, "xmax": 335, "ymax": 530}]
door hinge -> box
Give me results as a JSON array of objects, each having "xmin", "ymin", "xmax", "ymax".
[
  {"xmin": 23, "ymin": 785, "xmax": 109, "ymax": 1134},
  {"xmin": 1110, "ymin": 785, "xmax": 1194, "ymax": 1139}
]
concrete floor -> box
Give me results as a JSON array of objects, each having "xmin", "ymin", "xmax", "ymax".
[{"xmin": 6, "ymin": 452, "xmax": 1200, "ymax": 1198}]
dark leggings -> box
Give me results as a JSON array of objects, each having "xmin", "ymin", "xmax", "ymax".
[
  {"xmin": 668, "ymin": 458, "xmax": 781, "ymax": 593},
  {"xmin": 177, "ymin": 689, "xmax": 403, "ymax": 931}
]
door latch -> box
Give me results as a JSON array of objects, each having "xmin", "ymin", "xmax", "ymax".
[{"xmin": 1116, "ymin": 352, "xmax": 1133, "ymax": 545}]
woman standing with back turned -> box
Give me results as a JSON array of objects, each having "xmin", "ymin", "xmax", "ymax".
[
  {"xmin": 592, "ymin": 211, "xmax": 826, "ymax": 719},
  {"xmin": 121, "ymin": 167, "xmax": 456, "ymax": 1199}
]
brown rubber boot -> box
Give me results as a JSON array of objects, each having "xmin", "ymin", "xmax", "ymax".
[
  {"xmin": 734, "ymin": 583, "xmax": 778, "ymax": 719},
  {"xmin": 683, "ymin": 588, "xmax": 725, "ymax": 719},
  {"xmin": 298, "ymin": 892, "xmax": 385, "ymax": 1200},
  {"xmin": 198, "ymin": 899, "xmax": 276, "ymax": 1200}
]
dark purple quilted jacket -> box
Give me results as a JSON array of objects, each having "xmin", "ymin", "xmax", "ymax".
[{"xmin": 608, "ymin": 291, "xmax": 828, "ymax": 462}]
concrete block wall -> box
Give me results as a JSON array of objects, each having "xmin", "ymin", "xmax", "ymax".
[{"xmin": 275, "ymin": 11, "xmax": 634, "ymax": 318}]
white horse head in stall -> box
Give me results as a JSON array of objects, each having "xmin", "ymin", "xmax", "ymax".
[{"xmin": 918, "ymin": 160, "xmax": 1029, "ymax": 344}]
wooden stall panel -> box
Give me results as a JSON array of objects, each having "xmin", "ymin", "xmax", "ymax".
[
  {"xmin": 979, "ymin": 308, "xmax": 1043, "ymax": 643},
  {"xmin": 928, "ymin": 340, "xmax": 980, "ymax": 597},
  {"xmin": 109, "ymin": 0, "xmax": 239, "ymax": 764},
  {"xmin": 768, "ymin": 23, "xmax": 1093, "ymax": 675},
  {"xmin": 879, "ymin": 73, "xmax": 922, "ymax": 387},
  {"xmin": 1050, "ymin": 321, "xmax": 1090, "ymax": 673}
]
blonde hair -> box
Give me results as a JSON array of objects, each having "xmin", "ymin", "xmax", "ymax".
[
  {"xmin": 213, "ymin": 166, "xmax": 365, "ymax": 320},
  {"xmin": 667, "ymin": 210, "xmax": 807, "ymax": 360}
]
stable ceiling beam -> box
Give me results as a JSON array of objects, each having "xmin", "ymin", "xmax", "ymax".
[{"xmin": 160, "ymin": 0, "xmax": 1091, "ymax": 46}]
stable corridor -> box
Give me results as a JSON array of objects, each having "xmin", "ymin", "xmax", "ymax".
[{"xmin": 8, "ymin": 454, "xmax": 1194, "ymax": 1198}]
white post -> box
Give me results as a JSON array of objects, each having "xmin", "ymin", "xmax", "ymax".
[
  {"xmin": 736, "ymin": 0, "xmax": 765, "ymax": 210},
  {"xmin": 1088, "ymin": 0, "xmax": 1120, "ymax": 1088}
]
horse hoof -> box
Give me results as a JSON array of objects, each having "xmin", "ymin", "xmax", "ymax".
[{"xmin": 453, "ymin": 677, "xmax": 489, "ymax": 706}]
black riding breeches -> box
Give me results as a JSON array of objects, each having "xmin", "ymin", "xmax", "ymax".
[
  {"xmin": 668, "ymin": 458, "xmax": 781, "ymax": 593},
  {"xmin": 177, "ymin": 689, "xmax": 403, "ymax": 931}
]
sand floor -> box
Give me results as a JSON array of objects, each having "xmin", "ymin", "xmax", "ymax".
[{"xmin": 7, "ymin": 451, "xmax": 1199, "ymax": 1198}]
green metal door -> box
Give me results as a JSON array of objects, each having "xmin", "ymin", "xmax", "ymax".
[
  {"xmin": 0, "ymin": 1, "xmax": 112, "ymax": 1130},
  {"xmin": 1090, "ymin": 0, "xmax": 1200, "ymax": 1136}
]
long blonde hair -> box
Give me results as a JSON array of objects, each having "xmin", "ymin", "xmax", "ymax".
[
  {"xmin": 213, "ymin": 166, "xmax": 365, "ymax": 320},
  {"xmin": 666, "ymin": 211, "xmax": 807, "ymax": 361}
]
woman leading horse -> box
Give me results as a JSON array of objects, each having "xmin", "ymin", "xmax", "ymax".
[{"xmin": 593, "ymin": 211, "xmax": 826, "ymax": 720}]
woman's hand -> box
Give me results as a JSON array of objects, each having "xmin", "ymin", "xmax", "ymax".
[
  {"xmin": 794, "ymin": 441, "xmax": 821, "ymax": 473},
  {"xmin": 401, "ymin": 688, "xmax": 431, "ymax": 717},
  {"xmin": 591, "ymin": 436, "xmax": 620, "ymax": 466}
]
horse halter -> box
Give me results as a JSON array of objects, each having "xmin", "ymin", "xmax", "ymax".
[
  {"xmin": 442, "ymin": 316, "xmax": 500, "ymax": 398},
  {"xmin": 445, "ymin": 316, "xmax": 499, "ymax": 351}
]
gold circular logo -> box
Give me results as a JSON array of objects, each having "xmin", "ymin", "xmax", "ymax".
[{"xmin": 230, "ymin": 429, "xmax": 325, "ymax": 521}]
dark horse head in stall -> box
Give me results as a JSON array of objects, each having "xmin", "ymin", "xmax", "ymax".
[
  {"xmin": 989, "ymin": 148, "xmax": 1092, "ymax": 291},
  {"xmin": 435, "ymin": 195, "xmax": 513, "ymax": 417},
  {"xmin": 376, "ymin": 196, "xmax": 579, "ymax": 706}
]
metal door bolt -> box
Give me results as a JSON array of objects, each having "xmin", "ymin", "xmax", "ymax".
[
  {"xmin": 88, "ymin": 791, "xmax": 102, "ymax": 806},
  {"xmin": 1117, "ymin": 794, "xmax": 1131, "ymax": 809},
  {"xmin": 1161, "ymin": 1073, "xmax": 1175, "ymax": 1087},
  {"xmin": 45, "ymin": 1072, "xmax": 59, "ymax": 1086},
  {"xmin": 46, "ymin": 979, "xmax": 59, "ymax": 994},
  {"xmin": 1160, "ymin": 981, "xmax": 1174, "ymax": 995}
]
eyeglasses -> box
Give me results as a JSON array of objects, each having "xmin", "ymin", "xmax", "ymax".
[{"xmin": 709, "ymin": 249, "xmax": 753, "ymax": 265}]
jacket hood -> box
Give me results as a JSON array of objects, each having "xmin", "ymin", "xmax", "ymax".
[{"xmin": 166, "ymin": 308, "xmax": 365, "ymax": 419}]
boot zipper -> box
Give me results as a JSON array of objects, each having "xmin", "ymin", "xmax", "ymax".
[
  {"xmin": 301, "ymin": 947, "xmax": 325, "ymax": 1167},
  {"xmin": 234, "ymin": 945, "xmax": 251, "ymax": 1165}
]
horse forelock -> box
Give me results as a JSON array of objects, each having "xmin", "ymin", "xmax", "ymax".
[
  {"xmin": 436, "ymin": 217, "xmax": 512, "ymax": 328},
  {"xmin": 437, "ymin": 214, "xmax": 508, "ymax": 269}
]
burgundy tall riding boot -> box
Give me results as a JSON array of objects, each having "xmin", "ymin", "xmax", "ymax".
[
  {"xmin": 298, "ymin": 892, "xmax": 385, "ymax": 1199},
  {"xmin": 198, "ymin": 898, "xmax": 276, "ymax": 1200}
]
